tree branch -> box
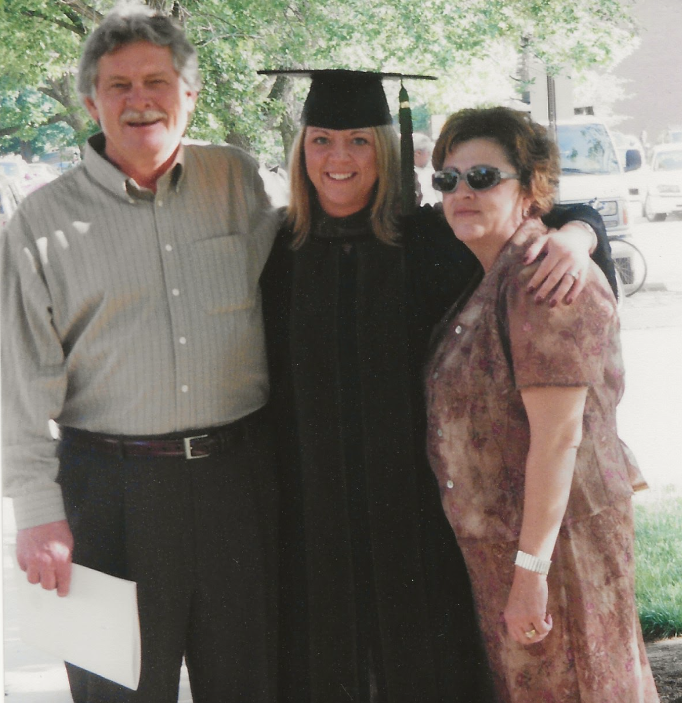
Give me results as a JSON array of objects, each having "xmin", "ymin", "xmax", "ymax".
[
  {"xmin": 0, "ymin": 112, "xmax": 69, "ymax": 138},
  {"xmin": 20, "ymin": 8, "xmax": 86, "ymax": 36},
  {"xmin": 57, "ymin": 0, "xmax": 103, "ymax": 23}
]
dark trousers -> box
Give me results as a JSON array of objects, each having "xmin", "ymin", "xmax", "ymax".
[{"xmin": 57, "ymin": 411, "xmax": 278, "ymax": 703}]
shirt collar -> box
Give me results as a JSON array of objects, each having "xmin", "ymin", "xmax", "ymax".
[{"xmin": 83, "ymin": 133, "xmax": 186, "ymax": 202}]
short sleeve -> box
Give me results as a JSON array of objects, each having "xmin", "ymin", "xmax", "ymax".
[{"xmin": 503, "ymin": 262, "xmax": 618, "ymax": 390}]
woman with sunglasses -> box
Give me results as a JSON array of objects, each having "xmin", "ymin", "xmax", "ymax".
[
  {"xmin": 260, "ymin": 70, "xmax": 617, "ymax": 703},
  {"xmin": 425, "ymin": 106, "xmax": 658, "ymax": 702}
]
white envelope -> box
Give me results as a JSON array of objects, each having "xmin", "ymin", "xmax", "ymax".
[{"xmin": 14, "ymin": 561, "xmax": 141, "ymax": 690}]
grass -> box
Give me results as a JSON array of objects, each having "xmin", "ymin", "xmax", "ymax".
[{"xmin": 634, "ymin": 495, "xmax": 682, "ymax": 641}]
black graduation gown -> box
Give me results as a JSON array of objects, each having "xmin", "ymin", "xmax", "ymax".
[{"xmin": 261, "ymin": 203, "xmax": 614, "ymax": 703}]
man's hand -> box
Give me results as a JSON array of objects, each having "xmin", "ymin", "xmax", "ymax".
[
  {"xmin": 16, "ymin": 520, "xmax": 74, "ymax": 597},
  {"xmin": 523, "ymin": 220, "xmax": 597, "ymax": 306}
]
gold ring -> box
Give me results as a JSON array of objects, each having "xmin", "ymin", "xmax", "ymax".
[{"xmin": 524, "ymin": 629, "xmax": 537, "ymax": 639}]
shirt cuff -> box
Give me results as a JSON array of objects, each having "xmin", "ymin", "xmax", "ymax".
[{"xmin": 12, "ymin": 485, "xmax": 67, "ymax": 531}]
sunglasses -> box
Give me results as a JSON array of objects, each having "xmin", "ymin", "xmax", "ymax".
[{"xmin": 432, "ymin": 166, "xmax": 519, "ymax": 193}]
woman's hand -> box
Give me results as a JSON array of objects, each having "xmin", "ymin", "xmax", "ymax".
[
  {"xmin": 509, "ymin": 385, "xmax": 587, "ymax": 646},
  {"xmin": 504, "ymin": 568, "xmax": 553, "ymax": 646},
  {"xmin": 523, "ymin": 221, "xmax": 597, "ymax": 306}
]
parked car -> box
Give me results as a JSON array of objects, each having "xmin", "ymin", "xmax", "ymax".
[
  {"xmin": 643, "ymin": 143, "xmax": 682, "ymax": 222},
  {"xmin": 0, "ymin": 174, "xmax": 23, "ymax": 229},
  {"xmin": 23, "ymin": 162, "xmax": 60, "ymax": 194},
  {"xmin": 0, "ymin": 156, "xmax": 28, "ymax": 181},
  {"xmin": 39, "ymin": 148, "xmax": 81, "ymax": 173},
  {"xmin": 661, "ymin": 126, "xmax": 682, "ymax": 144},
  {"xmin": 612, "ymin": 130, "xmax": 647, "ymax": 217}
]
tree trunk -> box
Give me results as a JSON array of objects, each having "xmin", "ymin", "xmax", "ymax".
[
  {"xmin": 225, "ymin": 132, "xmax": 252, "ymax": 152},
  {"xmin": 41, "ymin": 74, "xmax": 90, "ymax": 136},
  {"xmin": 261, "ymin": 74, "xmax": 299, "ymax": 163},
  {"xmin": 20, "ymin": 142, "xmax": 35, "ymax": 162}
]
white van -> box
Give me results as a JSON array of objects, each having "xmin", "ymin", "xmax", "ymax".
[{"xmin": 553, "ymin": 117, "xmax": 642, "ymax": 237}]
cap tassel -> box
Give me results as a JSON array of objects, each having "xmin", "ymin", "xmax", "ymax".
[{"xmin": 399, "ymin": 81, "xmax": 416, "ymax": 215}]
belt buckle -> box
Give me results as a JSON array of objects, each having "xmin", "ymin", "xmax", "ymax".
[{"xmin": 183, "ymin": 434, "xmax": 209, "ymax": 460}]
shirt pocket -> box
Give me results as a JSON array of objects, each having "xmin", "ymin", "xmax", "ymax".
[{"xmin": 190, "ymin": 234, "xmax": 254, "ymax": 314}]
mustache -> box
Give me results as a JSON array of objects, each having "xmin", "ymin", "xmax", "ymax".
[{"xmin": 120, "ymin": 109, "xmax": 167, "ymax": 124}]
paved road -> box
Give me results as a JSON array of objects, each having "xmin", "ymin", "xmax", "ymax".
[
  {"xmin": 617, "ymin": 215, "xmax": 682, "ymax": 501},
  {"xmin": 3, "ymin": 215, "xmax": 681, "ymax": 701},
  {"xmin": 627, "ymin": 213, "xmax": 682, "ymax": 295}
]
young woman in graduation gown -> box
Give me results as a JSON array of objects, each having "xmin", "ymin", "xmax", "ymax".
[{"xmin": 259, "ymin": 70, "xmax": 617, "ymax": 703}]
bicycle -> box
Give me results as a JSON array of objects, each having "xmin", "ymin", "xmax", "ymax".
[{"xmin": 608, "ymin": 236, "xmax": 648, "ymax": 298}]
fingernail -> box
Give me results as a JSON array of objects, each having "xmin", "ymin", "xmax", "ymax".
[
  {"xmin": 527, "ymin": 286, "xmax": 535, "ymax": 294},
  {"xmin": 549, "ymin": 299, "xmax": 557, "ymax": 308},
  {"xmin": 565, "ymin": 296, "xmax": 573, "ymax": 305}
]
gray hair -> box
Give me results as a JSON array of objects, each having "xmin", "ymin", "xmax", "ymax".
[{"xmin": 77, "ymin": 2, "xmax": 202, "ymax": 100}]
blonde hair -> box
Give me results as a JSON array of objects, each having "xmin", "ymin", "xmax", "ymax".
[
  {"xmin": 432, "ymin": 106, "xmax": 559, "ymax": 217},
  {"xmin": 286, "ymin": 125, "xmax": 401, "ymax": 248}
]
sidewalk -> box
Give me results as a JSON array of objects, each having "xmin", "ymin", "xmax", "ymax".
[{"xmin": 2, "ymin": 499, "xmax": 192, "ymax": 702}]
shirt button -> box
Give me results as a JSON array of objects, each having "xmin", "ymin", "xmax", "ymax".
[
  {"xmin": 172, "ymin": 288, "xmax": 180, "ymax": 296},
  {"xmin": 446, "ymin": 480, "xmax": 454, "ymax": 489},
  {"xmin": 437, "ymin": 429, "xmax": 443, "ymax": 437},
  {"xmin": 181, "ymin": 385, "xmax": 189, "ymax": 393},
  {"xmin": 157, "ymin": 200, "xmax": 164, "ymax": 207},
  {"xmin": 433, "ymin": 372, "xmax": 439, "ymax": 379},
  {"xmin": 455, "ymin": 325, "xmax": 462, "ymax": 334},
  {"xmin": 165, "ymin": 244, "xmax": 173, "ymax": 252},
  {"xmin": 179, "ymin": 337, "xmax": 187, "ymax": 345}
]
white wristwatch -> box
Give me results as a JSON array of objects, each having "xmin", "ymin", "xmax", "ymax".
[{"xmin": 515, "ymin": 550, "xmax": 552, "ymax": 575}]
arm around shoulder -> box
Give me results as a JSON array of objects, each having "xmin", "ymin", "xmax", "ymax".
[
  {"xmin": 529, "ymin": 203, "xmax": 616, "ymax": 304},
  {"xmin": 541, "ymin": 202, "xmax": 617, "ymax": 297}
]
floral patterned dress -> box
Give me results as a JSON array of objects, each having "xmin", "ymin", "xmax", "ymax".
[{"xmin": 425, "ymin": 222, "xmax": 659, "ymax": 702}]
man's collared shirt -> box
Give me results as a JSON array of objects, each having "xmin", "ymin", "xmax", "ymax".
[{"xmin": 1, "ymin": 134, "xmax": 280, "ymax": 529}]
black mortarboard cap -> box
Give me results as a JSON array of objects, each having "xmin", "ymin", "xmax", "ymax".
[{"xmin": 258, "ymin": 69, "xmax": 436, "ymax": 213}]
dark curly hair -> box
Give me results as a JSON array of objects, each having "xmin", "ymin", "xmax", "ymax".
[{"xmin": 431, "ymin": 106, "xmax": 560, "ymax": 217}]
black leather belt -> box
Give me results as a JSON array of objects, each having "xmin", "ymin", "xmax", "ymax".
[{"xmin": 58, "ymin": 411, "xmax": 259, "ymax": 460}]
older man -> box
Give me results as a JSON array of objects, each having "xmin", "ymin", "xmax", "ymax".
[
  {"xmin": 1, "ymin": 5, "xmax": 279, "ymax": 702},
  {"xmin": 413, "ymin": 132, "xmax": 440, "ymax": 206}
]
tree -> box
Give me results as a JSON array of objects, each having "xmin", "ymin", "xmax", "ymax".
[
  {"xmin": 0, "ymin": 0, "xmax": 640, "ymax": 163},
  {"xmin": 0, "ymin": 83, "xmax": 78, "ymax": 159},
  {"xmin": 0, "ymin": 1, "xmax": 98, "ymax": 155}
]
